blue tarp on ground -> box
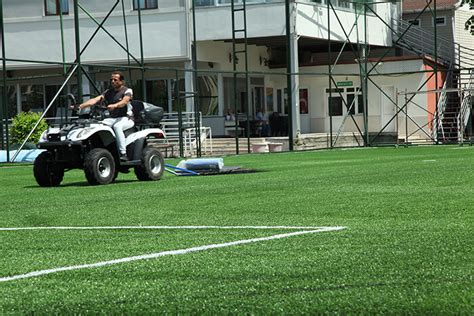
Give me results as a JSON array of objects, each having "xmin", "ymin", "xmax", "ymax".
[{"xmin": 0, "ymin": 149, "xmax": 44, "ymax": 163}]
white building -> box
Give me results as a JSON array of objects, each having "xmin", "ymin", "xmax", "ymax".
[{"xmin": 1, "ymin": 0, "xmax": 471, "ymax": 144}]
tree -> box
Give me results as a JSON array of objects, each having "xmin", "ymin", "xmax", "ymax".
[{"xmin": 462, "ymin": 0, "xmax": 474, "ymax": 35}]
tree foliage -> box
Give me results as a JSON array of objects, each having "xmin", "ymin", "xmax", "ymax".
[{"xmin": 462, "ymin": 0, "xmax": 474, "ymax": 35}]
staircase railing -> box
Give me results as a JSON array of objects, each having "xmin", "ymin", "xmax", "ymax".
[
  {"xmin": 432, "ymin": 71, "xmax": 451, "ymax": 140},
  {"xmin": 392, "ymin": 18, "xmax": 455, "ymax": 65},
  {"xmin": 393, "ymin": 18, "xmax": 474, "ymax": 70},
  {"xmin": 457, "ymin": 70, "xmax": 473, "ymax": 141}
]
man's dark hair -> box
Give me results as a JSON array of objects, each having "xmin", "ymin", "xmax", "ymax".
[{"xmin": 112, "ymin": 71, "xmax": 125, "ymax": 81}]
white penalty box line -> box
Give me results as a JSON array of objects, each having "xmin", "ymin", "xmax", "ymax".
[{"xmin": 0, "ymin": 225, "xmax": 346, "ymax": 283}]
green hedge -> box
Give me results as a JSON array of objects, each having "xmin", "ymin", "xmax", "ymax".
[{"xmin": 10, "ymin": 112, "xmax": 48, "ymax": 145}]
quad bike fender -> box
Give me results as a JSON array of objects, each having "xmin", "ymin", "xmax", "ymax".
[
  {"xmin": 68, "ymin": 125, "xmax": 116, "ymax": 146},
  {"xmin": 125, "ymin": 128, "xmax": 166, "ymax": 146}
]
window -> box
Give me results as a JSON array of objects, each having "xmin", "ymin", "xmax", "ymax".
[
  {"xmin": 133, "ymin": 0, "xmax": 158, "ymax": 10},
  {"xmin": 433, "ymin": 16, "xmax": 446, "ymax": 27},
  {"xmin": 327, "ymin": 88, "xmax": 343, "ymax": 116},
  {"xmin": 300, "ymin": 89, "xmax": 309, "ymax": 114},
  {"xmin": 21, "ymin": 85, "xmax": 44, "ymax": 113},
  {"xmin": 146, "ymin": 80, "xmax": 169, "ymax": 111},
  {"xmin": 197, "ymin": 75, "xmax": 219, "ymax": 115},
  {"xmin": 2, "ymin": 85, "xmax": 18, "ymax": 118},
  {"xmin": 326, "ymin": 87, "xmax": 364, "ymax": 116},
  {"xmin": 195, "ymin": 0, "xmax": 215, "ymax": 6},
  {"xmin": 346, "ymin": 88, "xmax": 364, "ymax": 115},
  {"xmin": 45, "ymin": 0, "xmax": 69, "ymax": 16}
]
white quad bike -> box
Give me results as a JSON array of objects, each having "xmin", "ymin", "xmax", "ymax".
[{"xmin": 34, "ymin": 98, "xmax": 167, "ymax": 186}]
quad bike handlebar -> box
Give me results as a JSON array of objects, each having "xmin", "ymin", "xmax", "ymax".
[{"xmin": 67, "ymin": 94, "xmax": 110, "ymax": 121}]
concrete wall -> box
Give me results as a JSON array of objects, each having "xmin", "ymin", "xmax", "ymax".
[
  {"xmin": 403, "ymin": 9, "xmax": 455, "ymax": 42},
  {"xmin": 454, "ymin": 5, "xmax": 474, "ymax": 70},
  {"xmin": 297, "ymin": 1, "xmax": 393, "ymax": 47},
  {"xmin": 2, "ymin": 0, "xmax": 396, "ymax": 68},
  {"xmin": 2, "ymin": 0, "xmax": 190, "ymax": 68}
]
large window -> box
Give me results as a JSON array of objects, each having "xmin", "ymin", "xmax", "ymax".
[
  {"xmin": 197, "ymin": 75, "xmax": 219, "ymax": 115},
  {"xmin": 133, "ymin": 0, "xmax": 158, "ymax": 10},
  {"xmin": 45, "ymin": 0, "xmax": 69, "ymax": 16},
  {"xmin": 21, "ymin": 85, "xmax": 44, "ymax": 113},
  {"xmin": 146, "ymin": 80, "xmax": 169, "ymax": 110},
  {"xmin": 1, "ymin": 86, "xmax": 18, "ymax": 118},
  {"xmin": 327, "ymin": 88, "xmax": 344, "ymax": 116},
  {"xmin": 327, "ymin": 86, "xmax": 364, "ymax": 116}
]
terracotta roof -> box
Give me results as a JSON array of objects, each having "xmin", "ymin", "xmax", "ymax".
[{"xmin": 403, "ymin": 0, "xmax": 458, "ymax": 12}]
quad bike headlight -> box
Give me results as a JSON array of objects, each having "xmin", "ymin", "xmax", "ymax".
[
  {"xmin": 39, "ymin": 130, "xmax": 48, "ymax": 143},
  {"xmin": 76, "ymin": 127, "xmax": 95, "ymax": 139}
]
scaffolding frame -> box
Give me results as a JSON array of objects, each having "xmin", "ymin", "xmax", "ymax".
[{"xmin": 0, "ymin": 0, "xmax": 473, "ymax": 162}]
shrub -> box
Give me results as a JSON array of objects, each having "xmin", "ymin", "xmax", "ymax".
[{"xmin": 10, "ymin": 111, "xmax": 48, "ymax": 144}]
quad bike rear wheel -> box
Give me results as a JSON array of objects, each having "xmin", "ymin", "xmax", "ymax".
[
  {"xmin": 33, "ymin": 151, "xmax": 64, "ymax": 187},
  {"xmin": 134, "ymin": 146, "xmax": 164, "ymax": 181},
  {"xmin": 84, "ymin": 148, "xmax": 116, "ymax": 185}
]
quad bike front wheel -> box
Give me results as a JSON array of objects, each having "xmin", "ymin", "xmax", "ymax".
[
  {"xmin": 134, "ymin": 146, "xmax": 164, "ymax": 181},
  {"xmin": 84, "ymin": 148, "xmax": 116, "ymax": 185},
  {"xmin": 33, "ymin": 151, "xmax": 64, "ymax": 187}
]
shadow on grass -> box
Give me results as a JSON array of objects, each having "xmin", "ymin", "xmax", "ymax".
[{"xmin": 24, "ymin": 179, "xmax": 138, "ymax": 188}]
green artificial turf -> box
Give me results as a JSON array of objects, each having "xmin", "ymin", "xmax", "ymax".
[{"xmin": 0, "ymin": 146, "xmax": 472, "ymax": 313}]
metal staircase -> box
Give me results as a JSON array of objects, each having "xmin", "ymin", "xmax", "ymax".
[
  {"xmin": 457, "ymin": 70, "xmax": 474, "ymax": 142},
  {"xmin": 392, "ymin": 18, "xmax": 474, "ymax": 143}
]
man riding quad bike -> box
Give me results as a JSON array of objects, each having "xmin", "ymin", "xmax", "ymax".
[{"xmin": 34, "ymin": 96, "xmax": 167, "ymax": 186}]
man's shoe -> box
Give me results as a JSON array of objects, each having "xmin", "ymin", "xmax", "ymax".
[{"xmin": 120, "ymin": 154, "xmax": 128, "ymax": 162}]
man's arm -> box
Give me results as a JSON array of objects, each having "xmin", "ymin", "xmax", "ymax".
[
  {"xmin": 79, "ymin": 95, "xmax": 104, "ymax": 109},
  {"xmin": 107, "ymin": 95, "xmax": 131, "ymax": 111}
]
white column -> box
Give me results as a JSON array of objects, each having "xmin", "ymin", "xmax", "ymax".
[
  {"xmin": 289, "ymin": 2, "xmax": 300, "ymax": 139},
  {"xmin": 184, "ymin": 61, "xmax": 194, "ymax": 113}
]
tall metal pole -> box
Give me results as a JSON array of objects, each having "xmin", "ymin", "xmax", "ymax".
[
  {"xmin": 434, "ymin": 0, "xmax": 439, "ymax": 144},
  {"xmin": 0, "ymin": 0, "xmax": 8, "ymax": 161},
  {"xmin": 405, "ymin": 90, "xmax": 408, "ymax": 148},
  {"xmin": 192, "ymin": 0, "xmax": 201, "ymax": 157},
  {"xmin": 73, "ymin": 0, "xmax": 82, "ymax": 101},
  {"xmin": 363, "ymin": 3, "xmax": 369, "ymax": 146},
  {"xmin": 285, "ymin": 0, "xmax": 294, "ymax": 150},
  {"xmin": 137, "ymin": 2, "xmax": 146, "ymax": 101},
  {"xmin": 59, "ymin": 1, "xmax": 66, "ymax": 76},
  {"xmin": 121, "ymin": 0, "xmax": 132, "ymax": 82},
  {"xmin": 231, "ymin": 0, "xmax": 239, "ymax": 154},
  {"xmin": 327, "ymin": 0, "xmax": 333, "ymax": 148},
  {"xmin": 243, "ymin": 0, "xmax": 250, "ymax": 153},
  {"xmin": 176, "ymin": 69, "xmax": 184, "ymax": 157}
]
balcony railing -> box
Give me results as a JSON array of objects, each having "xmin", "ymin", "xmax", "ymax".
[{"xmin": 194, "ymin": 0, "xmax": 368, "ymax": 10}]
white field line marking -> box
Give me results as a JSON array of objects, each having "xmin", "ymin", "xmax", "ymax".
[
  {"xmin": 0, "ymin": 225, "xmax": 341, "ymax": 231},
  {"xmin": 0, "ymin": 226, "xmax": 345, "ymax": 283}
]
